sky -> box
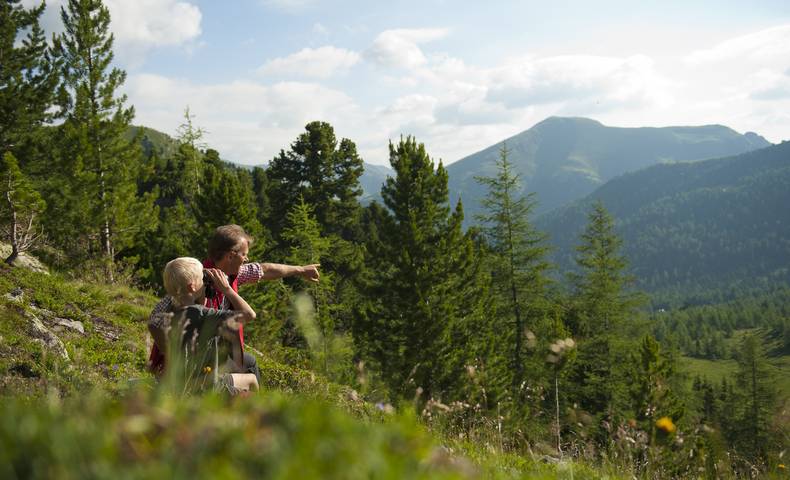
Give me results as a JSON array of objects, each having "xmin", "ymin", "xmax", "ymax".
[{"xmin": 24, "ymin": 0, "xmax": 790, "ymax": 166}]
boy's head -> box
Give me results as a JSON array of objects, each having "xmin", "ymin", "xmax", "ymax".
[
  {"xmin": 163, "ymin": 257, "xmax": 204, "ymax": 300},
  {"xmin": 207, "ymin": 224, "xmax": 253, "ymax": 275}
]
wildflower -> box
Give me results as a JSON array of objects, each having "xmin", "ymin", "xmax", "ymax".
[
  {"xmin": 778, "ymin": 464, "xmax": 785, "ymax": 469},
  {"xmin": 655, "ymin": 416, "xmax": 676, "ymax": 434},
  {"xmin": 203, "ymin": 366, "xmax": 212, "ymax": 374}
]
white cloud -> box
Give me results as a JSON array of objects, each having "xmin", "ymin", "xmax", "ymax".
[
  {"xmin": 313, "ymin": 22, "xmax": 329, "ymax": 36},
  {"xmin": 748, "ymin": 69, "xmax": 790, "ymax": 100},
  {"xmin": 125, "ymin": 74, "xmax": 362, "ymax": 164},
  {"xmin": 686, "ymin": 24, "xmax": 790, "ymax": 64},
  {"xmin": 261, "ymin": 0, "xmax": 316, "ymax": 13},
  {"xmin": 21, "ymin": 0, "xmax": 202, "ymax": 65},
  {"xmin": 364, "ymin": 28, "xmax": 449, "ymax": 69},
  {"xmin": 258, "ymin": 46, "xmax": 360, "ymax": 79},
  {"xmin": 486, "ymin": 54, "xmax": 672, "ymax": 112}
]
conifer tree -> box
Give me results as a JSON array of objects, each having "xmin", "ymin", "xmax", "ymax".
[
  {"xmin": 628, "ymin": 335, "xmax": 684, "ymax": 436},
  {"xmin": 727, "ymin": 334, "xmax": 777, "ymax": 462},
  {"xmin": 0, "ymin": 0, "xmax": 58, "ymax": 161},
  {"xmin": 570, "ymin": 200, "xmax": 641, "ymax": 337},
  {"xmin": 475, "ymin": 142, "xmax": 552, "ymax": 393},
  {"xmin": 0, "ymin": 152, "xmax": 45, "ymax": 263},
  {"xmin": 51, "ymin": 0, "xmax": 157, "ymax": 280},
  {"xmin": 355, "ymin": 137, "xmax": 485, "ymax": 401},
  {"xmin": 175, "ymin": 106, "xmax": 207, "ymax": 197},
  {"xmin": 266, "ymin": 121, "xmax": 363, "ymax": 241},
  {"xmin": 566, "ymin": 201, "xmax": 641, "ymax": 420},
  {"xmin": 195, "ymin": 162, "xmax": 262, "ymax": 240},
  {"xmin": 282, "ymin": 196, "xmax": 339, "ymax": 376}
]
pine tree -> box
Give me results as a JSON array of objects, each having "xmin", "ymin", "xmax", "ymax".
[
  {"xmin": 266, "ymin": 121, "xmax": 363, "ymax": 241},
  {"xmin": 475, "ymin": 142, "xmax": 552, "ymax": 394},
  {"xmin": 355, "ymin": 137, "xmax": 485, "ymax": 401},
  {"xmin": 0, "ymin": 0, "xmax": 58, "ymax": 161},
  {"xmin": 282, "ymin": 196, "xmax": 339, "ymax": 376},
  {"xmin": 0, "ymin": 152, "xmax": 45, "ymax": 263},
  {"xmin": 195, "ymin": 162, "xmax": 262, "ymax": 240},
  {"xmin": 51, "ymin": 0, "xmax": 157, "ymax": 280}
]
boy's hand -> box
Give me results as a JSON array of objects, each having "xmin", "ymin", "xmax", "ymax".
[{"xmin": 204, "ymin": 268, "xmax": 232, "ymax": 294}]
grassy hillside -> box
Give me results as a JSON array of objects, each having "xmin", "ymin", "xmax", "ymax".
[
  {"xmin": 536, "ymin": 141, "xmax": 790, "ymax": 299},
  {"xmin": 0, "ymin": 265, "xmax": 617, "ymax": 479}
]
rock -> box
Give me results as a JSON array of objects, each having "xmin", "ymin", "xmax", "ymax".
[
  {"xmin": 0, "ymin": 242, "xmax": 49, "ymax": 274},
  {"xmin": 52, "ymin": 318, "xmax": 85, "ymax": 335},
  {"xmin": 26, "ymin": 310, "xmax": 69, "ymax": 361},
  {"xmin": 28, "ymin": 305, "xmax": 85, "ymax": 334},
  {"xmin": 91, "ymin": 316, "xmax": 121, "ymax": 341},
  {"xmin": 5, "ymin": 287, "xmax": 24, "ymax": 303}
]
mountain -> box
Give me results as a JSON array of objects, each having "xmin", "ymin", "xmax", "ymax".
[
  {"xmin": 535, "ymin": 141, "xmax": 790, "ymax": 301},
  {"xmin": 447, "ymin": 117, "xmax": 771, "ymax": 224},
  {"xmin": 359, "ymin": 162, "xmax": 392, "ymax": 203}
]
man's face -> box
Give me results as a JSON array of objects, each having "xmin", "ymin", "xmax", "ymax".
[{"xmin": 224, "ymin": 240, "xmax": 249, "ymax": 276}]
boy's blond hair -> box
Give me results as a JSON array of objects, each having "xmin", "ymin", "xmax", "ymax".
[{"xmin": 163, "ymin": 257, "xmax": 203, "ymax": 298}]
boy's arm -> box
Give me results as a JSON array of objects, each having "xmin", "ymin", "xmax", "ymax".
[{"xmin": 205, "ymin": 268, "xmax": 256, "ymax": 322}]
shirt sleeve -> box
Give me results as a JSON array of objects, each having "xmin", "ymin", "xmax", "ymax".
[
  {"xmin": 149, "ymin": 296, "xmax": 173, "ymax": 322},
  {"xmin": 237, "ymin": 262, "xmax": 264, "ymax": 285}
]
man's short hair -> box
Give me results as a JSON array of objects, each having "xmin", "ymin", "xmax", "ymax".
[
  {"xmin": 207, "ymin": 224, "xmax": 253, "ymax": 262},
  {"xmin": 163, "ymin": 257, "xmax": 203, "ymax": 297}
]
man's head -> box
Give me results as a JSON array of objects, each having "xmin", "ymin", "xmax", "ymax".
[
  {"xmin": 163, "ymin": 257, "xmax": 204, "ymax": 302},
  {"xmin": 207, "ymin": 224, "xmax": 252, "ymax": 275}
]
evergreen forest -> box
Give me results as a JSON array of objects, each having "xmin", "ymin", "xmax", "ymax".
[{"xmin": 1, "ymin": 1, "xmax": 787, "ymax": 478}]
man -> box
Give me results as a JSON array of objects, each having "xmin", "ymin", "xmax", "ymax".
[{"xmin": 148, "ymin": 224, "xmax": 320, "ymax": 378}]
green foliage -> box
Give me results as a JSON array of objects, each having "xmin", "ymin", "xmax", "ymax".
[
  {"xmin": 569, "ymin": 201, "xmax": 642, "ymax": 337},
  {"xmin": 0, "ymin": 0, "xmax": 58, "ymax": 159},
  {"xmin": 267, "ymin": 121, "xmax": 364, "ymax": 242},
  {"xmin": 354, "ymin": 137, "xmax": 487, "ymax": 402},
  {"xmin": 47, "ymin": 0, "xmax": 158, "ymax": 278},
  {"xmin": 0, "ymin": 152, "xmax": 46, "ymax": 262},
  {"xmin": 475, "ymin": 142, "xmax": 553, "ymax": 400}
]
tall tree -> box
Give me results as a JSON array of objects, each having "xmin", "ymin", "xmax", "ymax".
[
  {"xmin": 51, "ymin": 0, "xmax": 157, "ymax": 280},
  {"xmin": 354, "ymin": 137, "xmax": 485, "ymax": 401},
  {"xmin": 175, "ymin": 106, "xmax": 207, "ymax": 197},
  {"xmin": 566, "ymin": 201, "xmax": 642, "ymax": 421},
  {"xmin": 569, "ymin": 200, "xmax": 641, "ymax": 337},
  {"xmin": 0, "ymin": 0, "xmax": 58, "ymax": 161},
  {"xmin": 726, "ymin": 334, "xmax": 777, "ymax": 462},
  {"xmin": 475, "ymin": 142, "xmax": 552, "ymax": 393},
  {"xmin": 266, "ymin": 121, "xmax": 363, "ymax": 241},
  {"xmin": 0, "ymin": 152, "xmax": 45, "ymax": 263}
]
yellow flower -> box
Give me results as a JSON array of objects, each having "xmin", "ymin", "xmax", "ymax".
[
  {"xmin": 655, "ymin": 416, "xmax": 676, "ymax": 434},
  {"xmin": 778, "ymin": 464, "xmax": 785, "ymax": 469},
  {"xmin": 203, "ymin": 366, "xmax": 212, "ymax": 374}
]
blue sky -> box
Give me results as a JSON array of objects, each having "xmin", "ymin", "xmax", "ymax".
[{"xmin": 27, "ymin": 0, "xmax": 790, "ymax": 166}]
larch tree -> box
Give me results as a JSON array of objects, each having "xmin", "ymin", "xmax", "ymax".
[{"xmin": 475, "ymin": 142, "xmax": 552, "ymax": 395}]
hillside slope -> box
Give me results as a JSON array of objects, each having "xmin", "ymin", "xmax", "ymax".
[
  {"xmin": 536, "ymin": 141, "xmax": 790, "ymax": 299},
  {"xmin": 448, "ymin": 117, "xmax": 770, "ymax": 223},
  {"xmin": 0, "ymin": 265, "xmax": 609, "ymax": 479}
]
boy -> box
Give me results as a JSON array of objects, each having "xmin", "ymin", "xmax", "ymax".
[{"xmin": 149, "ymin": 257, "xmax": 258, "ymax": 391}]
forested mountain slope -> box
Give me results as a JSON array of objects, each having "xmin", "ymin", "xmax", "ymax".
[
  {"xmin": 537, "ymin": 141, "xmax": 790, "ymax": 300},
  {"xmin": 447, "ymin": 117, "xmax": 770, "ymax": 223}
]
